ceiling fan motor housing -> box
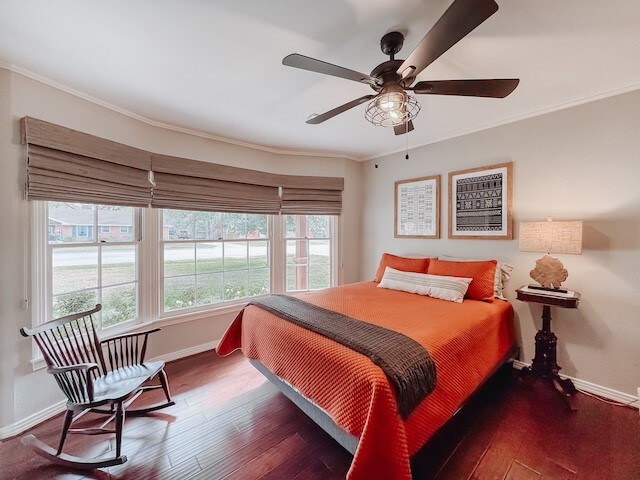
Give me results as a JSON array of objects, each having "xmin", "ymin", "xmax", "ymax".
[{"xmin": 380, "ymin": 31, "xmax": 404, "ymax": 57}]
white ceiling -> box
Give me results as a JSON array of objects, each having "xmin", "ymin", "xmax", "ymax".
[{"xmin": 1, "ymin": 0, "xmax": 639, "ymax": 160}]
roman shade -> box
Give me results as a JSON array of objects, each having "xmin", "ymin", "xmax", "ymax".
[
  {"xmin": 151, "ymin": 154, "xmax": 281, "ymax": 214},
  {"xmin": 21, "ymin": 117, "xmax": 344, "ymax": 215},
  {"xmin": 21, "ymin": 117, "xmax": 152, "ymax": 207},
  {"xmin": 280, "ymin": 175, "xmax": 344, "ymax": 216}
]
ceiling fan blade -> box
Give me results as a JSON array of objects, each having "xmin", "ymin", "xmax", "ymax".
[
  {"xmin": 394, "ymin": 120, "xmax": 414, "ymax": 136},
  {"xmin": 397, "ymin": 0, "xmax": 498, "ymax": 79},
  {"xmin": 283, "ymin": 54, "xmax": 380, "ymax": 87},
  {"xmin": 412, "ymin": 79, "xmax": 519, "ymax": 98},
  {"xmin": 306, "ymin": 95, "xmax": 376, "ymax": 125}
]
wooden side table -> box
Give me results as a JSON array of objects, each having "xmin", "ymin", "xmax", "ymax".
[{"xmin": 516, "ymin": 286, "xmax": 581, "ymax": 410}]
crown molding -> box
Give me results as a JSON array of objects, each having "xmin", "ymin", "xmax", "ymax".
[
  {"xmin": 365, "ymin": 81, "xmax": 640, "ymax": 161},
  {"xmin": 0, "ymin": 63, "xmax": 362, "ymax": 162},
  {"xmin": 3, "ymin": 62, "xmax": 638, "ymax": 163}
]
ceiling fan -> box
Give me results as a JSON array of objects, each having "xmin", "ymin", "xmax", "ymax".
[{"xmin": 282, "ymin": 0, "xmax": 519, "ymax": 135}]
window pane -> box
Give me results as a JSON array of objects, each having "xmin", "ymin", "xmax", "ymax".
[
  {"xmin": 102, "ymin": 245, "xmax": 136, "ymax": 286},
  {"xmin": 53, "ymin": 289, "xmax": 98, "ymax": 319},
  {"xmin": 286, "ymin": 240, "xmax": 308, "ymax": 265},
  {"xmin": 249, "ymin": 268, "xmax": 270, "ymax": 296},
  {"xmin": 195, "ymin": 212, "xmax": 223, "ymax": 240},
  {"xmin": 248, "ymin": 215, "xmax": 268, "ymax": 239},
  {"xmin": 196, "ymin": 242, "xmax": 223, "ymax": 274},
  {"xmin": 287, "ymin": 265, "xmax": 308, "ymax": 292},
  {"xmin": 309, "ymin": 240, "xmax": 330, "ymax": 265},
  {"xmin": 224, "ymin": 242, "xmax": 248, "ymax": 271},
  {"xmin": 223, "ymin": 213, "xmax": 247, "ymax": 239},
  {"xmin": 286, "ymin": 240, "xmax": 308, "ymax": 292},
  {"xmin": 102, "ymin": 283, "xmax": 136, "ymax": 328},
  {"xmin": 307, "ymin": 216, "xmax": 330, "ymax": 238},
  {"xmin": 98, "ymin": 206, "xmax": 134, "ymax": 242},
  {"xmin": 285, "ymin": 215, "xmax": 305, "ymax": 238},
  {"xmin": 48, "ymin": 203, "xmax": 95, "ymax": 243},
  {"xmin": 196, "ymin": 273, "xmax": 224, "ymax": 306},
  {"xmin": 224, "ymin": 270, "xmax": 248, "ymax": 301},
  {"xmin": 164, "ymin": 243, "xmax": 195, "ymax": 277},
  {"xmin": 164, "ymin": 276, "xmax": 196, "ymax": 311},
  {"xmin": 160, "ymin": 209, "xmax": 272, "ymax": 312},
  {"xmin": 309, "ymin": 264, "xmax": 330, "ymax": 290},
  {"xmin": 163, "ymin": 209, "xmax": 195, "ymax": 241},
  {"xmin": 249, "ymin": 241, "xmax": 269, "ymax": 269},
  {"xmin": 52, "ymin": 247, "xmax": 98, "ymax": 295}
]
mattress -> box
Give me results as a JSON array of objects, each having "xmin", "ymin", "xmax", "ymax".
[{"xmin": 217, "ymin": 281, "xmax": 515, "ymax": 480}]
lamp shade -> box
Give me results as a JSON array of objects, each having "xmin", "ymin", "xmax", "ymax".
[{"xmin": 519, "ymin": 220, "xmax": 583, "ymax": 255}]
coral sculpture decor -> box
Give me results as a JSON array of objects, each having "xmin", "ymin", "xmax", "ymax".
[{"xmin": 529, "ymin": 254, "xmax": 568, "ymax": 288}]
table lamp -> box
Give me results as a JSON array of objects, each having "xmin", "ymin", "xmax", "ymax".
[{"xmin": 519, "ymin": 218, "xmax": 583, "ymax": 293}]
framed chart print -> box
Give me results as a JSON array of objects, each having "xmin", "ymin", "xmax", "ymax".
[
  {"xmin": 448, "ymin": 162, "xmax": 513, "ymax": 240},
  {"xmin": 395, "ymin": 175, "xmax": 440, "ymax": 238}
]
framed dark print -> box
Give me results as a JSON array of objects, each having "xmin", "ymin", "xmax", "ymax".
[
  {"xmin": 395, "ymin": 175, "xmax": 440, "ymax": 238},
  {"xmin": 448, "ymin": 162, "xmax": 513, "ymax": 240}
]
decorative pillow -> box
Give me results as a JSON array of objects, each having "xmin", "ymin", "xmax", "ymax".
[
  {"xmin": 427, "ymin": 259, "xmax": 497, "ymax": 301},
  {"xmin": 438, "ymin": 255, "xmax": 513, "ymax": 300},
  {"xmin": 374, "ymin": 253, "xmax": 430, "ymax": 283},
  {"xmin": 378, "ymin": 267, "xmax": 472, "ymax": 303}
]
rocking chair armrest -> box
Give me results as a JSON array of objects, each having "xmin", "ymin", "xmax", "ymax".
[
  {"xmin": 47, "ymin": 362, "xmax": 100, "ymax": 375},
  {"xmin": 47, "ymin": 363, "xmax": 99, "ymax": 403},
  {"xmin": 101, "ymin": 328, "xmax": 161, "ymax": 367},
  {"xmin": 100, "ymin": 328, "xmax": 161, "ymax": 345}
]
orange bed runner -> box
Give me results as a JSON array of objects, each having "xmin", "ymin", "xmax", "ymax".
[{"xmin": 217, "ymin": 282, "xmax": 515, "ymax": 480}]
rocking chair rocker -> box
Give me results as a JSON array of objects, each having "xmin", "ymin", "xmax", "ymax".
[{"xmin": 19, "ymin": 304, "xmax": 175, "ymax": 469}]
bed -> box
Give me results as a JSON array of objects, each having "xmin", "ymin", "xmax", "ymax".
[{"xmin": 217, "ymin": 280, "xmax": 516, "ymax": 480}]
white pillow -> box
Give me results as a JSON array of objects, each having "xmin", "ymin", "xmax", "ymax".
[
  {"xmin": 438, "ymin": 255, "xmax": 513, "ymax": 300},
  {"xmin": 377, "ymin": 267, "xmax": 472, "ymax": 303}
]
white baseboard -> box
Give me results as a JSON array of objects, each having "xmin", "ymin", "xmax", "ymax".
[
  {"xmin": 151, "ymin": 340, "xmax": 219, "ymax": 364},
  {"xmin": 0, "ymin": 339, "xmax": 221, "ymax": 440},
  {"xmin": 513, "ymin": 360, "xmax": 639, "ymax": 408},
  {"xmin": 0, "ymin": 399, "xmax": 67, "ymax": 440}
]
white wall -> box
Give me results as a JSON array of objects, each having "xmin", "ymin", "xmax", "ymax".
[
  {"xmin": 362, "ymin": 89, "xmax": 640, "ymax": 397},
  {"xmin": 0, "ymin": 69, "xmax": 363, "ymax": 435}
]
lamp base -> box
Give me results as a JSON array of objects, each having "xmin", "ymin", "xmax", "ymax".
[
  {"xmin": 529, "ymin": 254, "xmax": 569, "ymax": 290},
  {"xmin": 527, "ymin": 284, "xmax": 569, "ymax": 294}
]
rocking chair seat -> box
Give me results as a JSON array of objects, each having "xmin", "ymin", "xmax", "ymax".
[{"xmin": 87, "ymin": 361, "xmax": 166, "ymax": 407}]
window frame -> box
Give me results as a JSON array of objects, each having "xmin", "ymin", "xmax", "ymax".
[
  {"xmin": 283, "ymin": 215, "xmax": 335, "ymax": 293},
  {"xmin": 45, "ymin": 203, "xmax": 142, "ymax": 331},
  {"xmin": 158, "ymin": 211, "xmax": 273, "ymax": 316},
  {"xmin": 31, "ymin": 202, "xmax": 339, "ymax": 369}
]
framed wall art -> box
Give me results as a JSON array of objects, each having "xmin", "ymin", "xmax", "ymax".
[
  {"xmin": 395, "ymin": 175, "xmax": 440, "ymax": 238},
  {"xmin": 448, "ymin": 162, "xmax": 513, "ymax": 240}
]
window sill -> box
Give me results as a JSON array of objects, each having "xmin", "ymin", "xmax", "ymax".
[{"xmin": 30, "ymin": 301, "xmax": 247, "ymax": 371}]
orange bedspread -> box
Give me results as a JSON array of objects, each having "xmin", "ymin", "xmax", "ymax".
[{"xmin": 217, "ymin": 282, "xmax": 515, "ymax": 480}]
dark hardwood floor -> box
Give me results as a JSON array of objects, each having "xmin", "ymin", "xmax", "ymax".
[{"xmin": 1, "ymin": 350, "xmax": 638, "ymax": 479}]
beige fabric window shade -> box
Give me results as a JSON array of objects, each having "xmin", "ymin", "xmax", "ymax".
[
  {"xmin": 21, "ymin": 117, "xmax": 344, "ymax": 215},
  {"xmin": 21, "ymin": 117, "xmax": 152, "ymax": 207},
  {"xmin": 281, "ymin": 187, "xmax": 343, "ymax": 215},
  {"xmin": 151, "ymin": 154, "xmax": 281, "ymax": 214},
  {"xmin": 281, "ymin": 175, "xmax": 344, "ymax": 215}
]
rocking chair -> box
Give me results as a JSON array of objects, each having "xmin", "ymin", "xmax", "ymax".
[{"xmin": 19, "ymin": 304, "xmax": 175, "ymax": 469}]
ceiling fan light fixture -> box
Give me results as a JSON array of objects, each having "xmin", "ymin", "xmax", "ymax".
[{"xmin": 365, "ymin": 90, "xmax": 420, "ymax": 127}]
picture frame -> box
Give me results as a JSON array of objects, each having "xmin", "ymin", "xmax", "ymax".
[
  {"xmin": 394, "ymin": 175, "xmax": 440, "ymax": 239},
  {"xmin": 448, "ymin": 162, "xmax": 513, "ymax": 240}
]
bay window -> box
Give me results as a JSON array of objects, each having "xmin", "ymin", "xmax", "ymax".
[{"xmin": 37, "ymin": 203, "xmax": 337, "ymax": 331}]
